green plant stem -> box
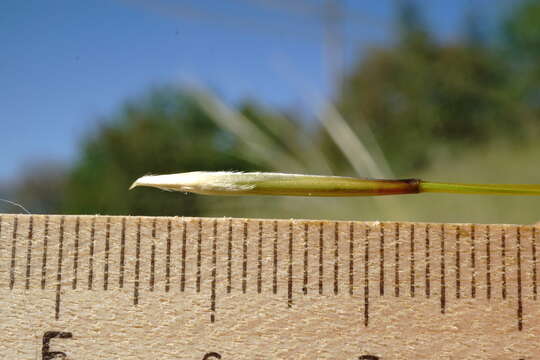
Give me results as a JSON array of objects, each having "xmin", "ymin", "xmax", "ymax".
[{"xmin": 420, "ymin": 181, "xmax": 540, "ymax": 195}]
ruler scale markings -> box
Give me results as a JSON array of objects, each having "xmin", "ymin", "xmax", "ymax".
[
  {"xmin": 133, "ymin": 218, "xmax": 141, "ymax": 305},
  {"xmin": 103, "ymin": 217, "xmax": 110, "ymax": 291},
  {"xmin": 211, "ymin": 219, "xmax": 217, "ymax": 323},
  {"xmin": 119, "ymin": 217, "xmax": 126, "ymax": 289},
  {"xmin": 9, "ymin": 215, "xmax": 18, "ymax": 290},
  {"xmin": 456, "ymin": 225, "xmax": 461, "ymax": 300},
  {"xmin": 364, "ymin": 225, "xmax": 369, "ymax": 327},
  {"xmin": 425, "ymin": 224, "xmax": 431, "ymax": 298},
  {"xmin": 517, "ymin": 226, "xmax": 523, "ymax": 331},
  {"xmin": 379, "ymin": 223, "xmax": 384, "ymax": 296},
  {"xmin": 242, "ymin": 221, "xmax": 247, "ymax": 294},
  {"xmin": 257, "ymin": 221, "xmax": 262, "ymax": 294},
  {"xmin": 87, "ymin": 217, "xmax": 96, "ymax": 290},
  {"xmin": 226, "ymin": 219, "xmax": 232, "ymax": 294},
  {"xmin": 532, "ymin": 226, "xmax": 538, "ymax": 301},
  {"xmin": 502, "ymin": 226, "xmax": 507, "ymax": 300},
  {"xmin": 318, "ymin": 222, "xmax": 323, "ymax": 295},
  {"xmin": 149, "ymin": 219, "xmax": 156, "ymax": 292},
  {"xmin": 410, "ymin": 224, "xmax": 415, "ymax": 297},
  {"xmin": 165, "ymin": 219, "xmax": 172, "ymax": 292},
  {"xmin": 197, "ymin": 219, "xmax": 202, "ymax": 293},
  {"xmin": 25, "ymin": 216, "xmax": 33, "ymax": 290},
  {"xmin": 471, "ymin": 225, "xmax": 476, "ymax": 298},
  {"xmin": 273, "ymin": 220, "xmax": 278, "ymax": 295},
  {"xmin": 441, "ymin": 224, "xmax": 446, "ymax": 314},
  {"xmin": 4, "ymin": 214, "xmax": 540, "ymax": 356},
  {"xmin": 288, "ymin": 221, "xmax": 293, "ymax": 307},
  {"xmin": 150, "ymin": 219, "xmax": 156, "ymax": 292},
  {"xmin": 181, "ymin": 218, "xmax": 187, "ymax": 292},
  {"xmin": 349, "ymin": 222, "xmax": 354, "ymax": 296},
  {"xmin": 55, "ymin": 216, "xmax": 65, "ymax": 320},
  {"xmin": 149, "ymin": 244, "xmax": 155, "ymax": 292},
  {"xmin": 72, "ymin": 217, "xmax": 79, "ymax": 290},
  {"xmin": 303, "ymin": 223, "xmax": 308, "ymax": 295},
  {"xmin": 394, "ymin": 223, "xmax": 400, "ymax": 297},
  {"xmin": 334, "ymin": 222, "xmax": 339, "ymax": 295},
  {"xmin": 486, "ymin": 225, "xmax": 492, "ymax": 300}
]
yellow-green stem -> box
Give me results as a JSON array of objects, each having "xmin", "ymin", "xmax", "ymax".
[{"xmin": 420, "ymin": 181, "xmax": 540, "ymax": 195}]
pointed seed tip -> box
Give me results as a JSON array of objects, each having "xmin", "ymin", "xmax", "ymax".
[{"xmin": 129, "ymin": 179, "xmax": 140, "ymax": 190}]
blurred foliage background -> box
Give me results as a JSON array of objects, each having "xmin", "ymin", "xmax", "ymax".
[{"xmin": 4, "ymin": 0, "xmax": 540, "ymax": 224}]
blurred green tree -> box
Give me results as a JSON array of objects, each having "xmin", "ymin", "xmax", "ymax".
[
  {"xmin": 332, "ymin": 1, "xmax": 525, "ymax": 174},
  {"xmin": 503, "ymin": 0, "xmax": 540, "ymax": 63},
  {"xmin": 503, "ymin": 0, "xmax": 540, "ymax": 110},
  {"xmin": 62, "ymin": 87, "xmax": 261, "ymax": 216}
]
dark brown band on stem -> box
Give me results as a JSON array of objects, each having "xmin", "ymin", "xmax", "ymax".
[
  {"xmin": 401, "ymin": 178, "xmax": 421, "ymax": 193},
  {"xmin": 375, "ymin": 178, "xmax": 421, "ymax": 195}
]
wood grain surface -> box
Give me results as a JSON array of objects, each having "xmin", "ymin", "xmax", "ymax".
[{"xmin": 0, "ymin": 214, "xmax": 538, "ymax": 359}]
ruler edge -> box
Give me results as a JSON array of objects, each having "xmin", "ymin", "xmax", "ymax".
[{"xmin": 0, "ymin": 213, "xmax": 536, "ymax": 228}]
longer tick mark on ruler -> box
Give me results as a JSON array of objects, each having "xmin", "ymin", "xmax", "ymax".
[
  {"xmin": 334, "ymin": 222, "xmax": 339, "ymax": 296},
  {"xmin": 364, "ymin": 225, "xmax": 370, "ymax": 327},
  {"xmin": 211, "ymin": 219, "xmax": 217, "ymax": 323},
  {"xmin": 9, "ymin": 215, "xmax": 18, "ymax": 290},
  {"xmin": 133, "ymin": 219, "xmax": 141, "ymax": 305},
  {"xmin": 165, "ymin": 220, "xmax": 172, "ymax": 293},
  {"xmin": 502, "ymin": 227, "xmax": 507, "ymax": 300},
  {"xmin": 149, "ymin": 219, "xmax": 156, "ymax": 292},
  {"xmin": 441, "ymin": 224, "xmax": 446, "ymax": 314},
  {"xmin": 303, "ymin": 223, "xmax": 308, "ymax": 295},
  {"xmin": 425, "ymin": 224, "xmax": 431, "ymax": 298},
  {"xmin": 379, "ymin": 223, "xmax": 384, "ymax": 296},
  {"xmin": 410, "ymin": 224, "xmax": 415, "ymax": 297},
  {"xmin": 226, "ymin": 219, "xmax": 232, "ymax": 294},
  {"xmin": 274, "ymin": 221, "xmax": 278, "ymax": 295},
  {"xmin": 257, "ymin": 221, "xmax": 262, "ymax": 294},
  {"xmin": 103, "ymin": 217, "xmax": 110, "ymax": 291},
  {"xmin": 197, "ymin": 219, "xmax": 202, "ymax": 293},
  {"xmin": 318, "ymin": 222, "xmax": 323, "ymax": 295},
  {"xmin": 88, "ymin": 217, "xmax": 96, "ymax": 290},
  {"xmin": 486, "ymin": 225, "xmax": 492, "ymax": 300},
  {"xmin": 517, "ymin": 227, "xmax": 523, "ymax": 331},
  {"xmin": 349, "ymin": 222, "xmax": 354, "ymax": 296},
  {"xmin": 456, "ymin": 225, "xmax": 461, "ymax": 300},
  {"xmin": 532, "ymin": 227, "xmax": 538, "ymax": 300},
  {"xmin": 150, "ymin": 245, "xmax": 156, "ymax": 292},
  {"xmin": 72, "ymin": 217, "xmax": 80, "ymax": 290},
  {"xmin": 55, "ymin": 216, "xmax": 65, "ymax": 320},
  {"xmin": 471, "ymin": 225, "xmax": 476, "ymax": 298},
  {"xmin": 288, "ymin": 221, "xmax": 293, "ymax": 307},
  {"xmin": 119, "ymin": 217, "xmax": 126, "ymax": 289},
  {"xmin": 394, "ymin": 223, "xmax": 399, "ymax": 297},
  {"xmin": 242, "ymin": 221, "xmax": 247, "ymax": 294},
  {"xmin": 25, "ymin": 216, "xmax": 33, "ymax": 290},
  {"xmin": 181, "ymin": 219, "xmax": 187, "ymax": 292}
]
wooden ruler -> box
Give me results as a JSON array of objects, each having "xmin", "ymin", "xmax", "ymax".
[{"xmin": 1, "ymin": 214, "xmax": 539, "ymax": 359}]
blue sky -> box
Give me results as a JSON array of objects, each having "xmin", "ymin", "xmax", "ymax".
[{"xmin": 1, "ymin": 0, "xmax": 507, "ymax": 182}]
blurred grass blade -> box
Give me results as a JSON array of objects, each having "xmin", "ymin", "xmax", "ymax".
[
  {"xmin": 349, "ymin": 112, "xmax": 394, "ymax": 177},
  {"xmin": 193, "ymin": 89, "xmax": 305, "ymax": 172},
  {"xmin": 318, "ymin": 103, "xmax": 392, "ymax": 178},
  {"xmin": 252, "ymin": 110, "xmax": 334, "ymax": 174}
]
